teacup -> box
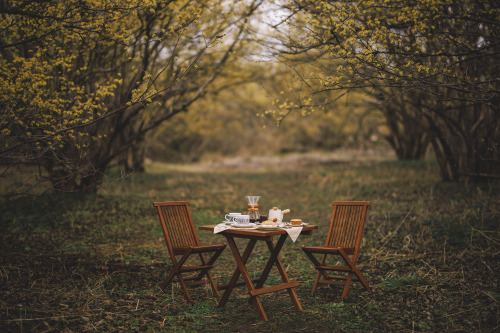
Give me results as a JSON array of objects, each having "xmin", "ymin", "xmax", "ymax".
[
  {"xmin": 234, "ymin": 214, "xmax": 250, "ymax": 224},
  {"xmin": 225, "ymin": 213, "xmax": 241, "ymax": 223}
]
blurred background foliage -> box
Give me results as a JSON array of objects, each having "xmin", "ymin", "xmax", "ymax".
[
  {"xmin": 146, "ymin": 61, "xmax": 388, "ymax": 163},
  {"xmin": 1, "ymin": 0, "xmax": 498, "ymax": 197}
]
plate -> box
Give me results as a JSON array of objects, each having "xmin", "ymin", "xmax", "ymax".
[
  {"xmin": 258, "ymin": 225, "xmax": 280, "ymax": 230},
  {"xmin": 232, "ymin": 223, "xmax": 255, "ymax": 228}
]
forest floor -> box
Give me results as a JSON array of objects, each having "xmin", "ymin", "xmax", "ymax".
[{"xmin": 1, "ymin": 150, "xmax": 499, "ymax": 332}]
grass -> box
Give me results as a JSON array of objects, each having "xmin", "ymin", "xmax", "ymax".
[{"xmin": 1, "ymin": 155, "xmax": 499, "ymax": 332}]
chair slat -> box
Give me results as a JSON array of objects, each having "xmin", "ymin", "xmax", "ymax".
[
  {"xmin": 159, "ymin": 204, "xmax": 198, "ymax": 249},
  {"xmin": 345, "ymin": 206, "xmax": 360, "ymax": 247},
  {"xmin": 328, "ymin": 203, "xmax": 367, "ymax": 249},
  {"xmin": 331, "ymin": 204, "xmax": 345, "ymax": 246}
]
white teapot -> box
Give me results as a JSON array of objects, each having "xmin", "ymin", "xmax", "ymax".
[{"xmin": 268, "ymin": 207, "xmax": 290, "ymax": 223}]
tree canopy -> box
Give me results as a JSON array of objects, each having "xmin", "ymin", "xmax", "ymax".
[
  {"xmin": 1, "ymin": 0, "xmax": 263, "ymax": 196},
  {"xmin": 270, "ymin": 0, "xmax": 499, "ymax": 180},
  {"xmin": 1, "ymin": 0, "xmax": 498, "ymax": 198}
]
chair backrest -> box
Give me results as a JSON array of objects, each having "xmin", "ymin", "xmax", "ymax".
[
  {"xmin": 325, "ymin": 201, "xmax": 371, "ymax": 251},
  {"xmin": 153, "ymin": 201, "xmax": 200, "ymax": 252}
]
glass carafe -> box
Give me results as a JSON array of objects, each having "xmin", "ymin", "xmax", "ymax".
[{"xmin": 246, "ymin": 196, "xmax": 261, "ymax": 222}]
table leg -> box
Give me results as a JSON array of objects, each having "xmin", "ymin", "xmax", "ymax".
[
  {"xmin": 254, "ymin": 234, "xmax": 287, "ymax": 289},
  {"xmin": 265, "ymin": 237, "xmax": 302, "ymax": 310},
  {"xmin": 252, "ymin": 234, "xmax": 302, "ymax": 310},
  {"xmin": 218, "ymin": 236, "xmax": 256, "ymax": 307},
  {"xmin": 222, "ymin": 236, "xmax": 268, "ymax": 321}
]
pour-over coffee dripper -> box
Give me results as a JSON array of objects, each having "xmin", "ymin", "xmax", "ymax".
[{"xmin": 246, "ymin": 196, "xmax": 261, "ymax": 222}]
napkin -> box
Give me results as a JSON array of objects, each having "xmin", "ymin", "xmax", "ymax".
[
  {"xmin": 214, "ymin": 223, "xmax": 232, "ymax": 234},
  {"xmin": 284, "ymin": 226, "xmax": 303, "ymax": 242}
]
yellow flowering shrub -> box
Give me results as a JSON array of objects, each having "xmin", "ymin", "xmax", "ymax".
[
  {"xmin": 271, "ymin": 0, "xmax": 499, "ymax": 180},
  {"xmin": 0, "ymin": 0, "xmax": 262, "ymax": 194}
]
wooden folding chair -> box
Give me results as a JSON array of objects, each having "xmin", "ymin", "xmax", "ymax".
[
  {"xmin": 153, "ymin": 201, "xmax": 226, "ymax": 301},
  {"xmin": 302, "ymin": 201, "xmax": 371, "ymax": 298}
]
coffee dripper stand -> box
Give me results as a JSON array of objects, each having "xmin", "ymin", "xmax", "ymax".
[{"xmin": 246, "ymin": 196, "xmax": 261, "ymax": 222}]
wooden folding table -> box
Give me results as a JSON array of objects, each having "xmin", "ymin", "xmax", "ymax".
[{"xmin": 199, "ymin": 224, "xmax": 317, "ymax": 321}]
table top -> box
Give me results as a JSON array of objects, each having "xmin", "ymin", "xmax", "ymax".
[{"xmin": 199, "ymin": 224, "xmax": 318, "ymax": 239}]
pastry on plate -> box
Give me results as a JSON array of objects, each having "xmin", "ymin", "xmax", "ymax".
[{"xmin": 261, "ymin": 220, "xmax": 276, "ymax": 226}]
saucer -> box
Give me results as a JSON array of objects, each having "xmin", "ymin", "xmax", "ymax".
[
  {"xmin": 232, "ymin": 223, "xmax": 254, "ymax": 228},
  {"xmin": 285, "ymin": 221, "xmax": 309, "ymax": 226}
]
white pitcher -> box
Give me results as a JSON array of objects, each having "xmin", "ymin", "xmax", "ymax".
[{"xmin": 268, "ymin": 207, "xmax": 290, "ymax": 223}]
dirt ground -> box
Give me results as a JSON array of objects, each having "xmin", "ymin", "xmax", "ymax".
[{"xmin": 1, "ymin": 151, "xmax": 499, "ymax": 332}]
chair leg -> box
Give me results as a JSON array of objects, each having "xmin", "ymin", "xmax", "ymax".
[
  {"xmin": 177, "ymin": 273, "xmax": 192, "ymax": 301},
  {"xmin": 341, "ymin": 273, "xmax": 354, "ymax": 298},
  {"xmin": 339, "ymin": 249, "xmax": 371, "ymax": 296},
  {"xmin": 205, "ymin": 270, "xmax": 219, "ymax": 295},
  {"xmin": 359, "ymin": 274, "xmax": 371, "ymax": 291},
  {"xmin": 198, "ymin": 253, "xmax": 219, "ymax": 296},
  {"xmin": 161, "ymin": 268, "xmax": 192, "ymax": 301},
  {"xmin": 162, "ymin": 247, "xmax": 227, "ymax": 300},
  {"xmin": 161, "ymin": 251, "xmax": 193, "ymax": 300},
  {"xmin": 302, "ymin": 248, "xmax": 327, "ymax": 294},
  {"xmin": 312, "ymin": 271, "xmax": 321, "ymax": 293},
  {"xmin": 160, "ymin": 269, "xmax": 177, "ymax": 291},
  {"xmin": 353, "ymin": 268, "xmax": 371, "ymax": 291},
  {"xmin": 313, "ymin": 253, "xmax": 328, "ymax": 293}
]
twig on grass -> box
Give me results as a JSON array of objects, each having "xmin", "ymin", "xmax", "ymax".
[
  {"xmin": 441, "ymin": 304, "xmax": 497, "ymax": 318},
  {"xmin": 1, "ymin": 315, "xmax": 80, "ymax": 322},
  {"xmin": 480, "ymin": 290, "xmax": 500, "ymax": 304},
  {"xmin": 471, "ymin": 227, "xmax": 500, "ymax": 247},
  {"xmin": 371, "ymin": 206, "xmax": 413, "ymax": 260},
  {"xmin": 480, "ymin": 258, "xmax": 495, "ymax": 274}
]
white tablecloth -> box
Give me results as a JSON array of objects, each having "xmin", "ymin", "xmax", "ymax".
[{"xmin": 213, "ymin": 223, "xmax": 303, "ymax": 242}]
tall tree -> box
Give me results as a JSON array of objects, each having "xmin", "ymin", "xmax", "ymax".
[
  {"xmin": 273, "ymin": 0, "xmax": 500, "ymax": 180},
  {"xmin": 0, "ymin": 0, "xmax": 263, "ymax": 196}
]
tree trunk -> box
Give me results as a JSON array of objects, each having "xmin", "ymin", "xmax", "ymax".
[
  {"xmin": 47, "ymin": 164, "xmax": 104, "ymax": 193},
  {"xmin": 132, "ymin": 144, "xmax": 145, "ymax": 173},
  {"xmin": 377, "ymin": 90, "xmax": 430, "ymax": 160},
  {"xmin": 79, "ymin": 172, "xmax": 105, "ymax": 193}
]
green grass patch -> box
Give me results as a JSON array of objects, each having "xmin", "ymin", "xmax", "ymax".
[
  {"xmin": 381, "ymin": 274, "xmax": 420, "ymax": 291},
  {"xmin": 1, "ymin": 156, "xmax": 499, "ymax": 332}
]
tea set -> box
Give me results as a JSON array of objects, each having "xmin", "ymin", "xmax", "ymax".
[{"xmin": 223, "ymin": 196, "xmax": 307, "ymax": 229}]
